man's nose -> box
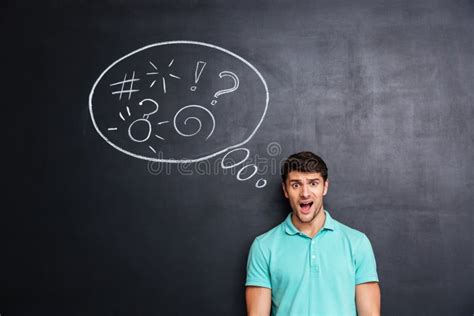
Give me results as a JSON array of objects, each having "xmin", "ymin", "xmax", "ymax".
[{"xmin": 300, "ymin": 185, "xmax": 310, "ymax": 198}]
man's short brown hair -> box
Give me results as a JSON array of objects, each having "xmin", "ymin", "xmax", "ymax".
[{"xmin": 281, "ymin": 151, "xmax": 328, "ymax": 182}]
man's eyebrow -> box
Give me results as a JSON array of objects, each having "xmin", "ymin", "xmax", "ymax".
[{"xmin": 288, "ymin": 178, "xmax": 321, "ymax": 183}]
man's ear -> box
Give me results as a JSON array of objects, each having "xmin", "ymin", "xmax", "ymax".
[
  {"xmin": 282, "ymin": 182, "xmax": 289, "ymax": 199},
  {"xmin": 323, "ymin": 179, "xmax": 329, "ymax": 196}
]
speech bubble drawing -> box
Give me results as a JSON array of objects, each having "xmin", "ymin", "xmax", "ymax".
[{"xmin": 89, "ymin": 41, "xmax": 269, "ymax": 164}]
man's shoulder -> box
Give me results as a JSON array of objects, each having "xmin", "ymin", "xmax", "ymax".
[
  {"xmin": 331, "ymin": 215, "xmax": 369, "ymax": 244},
  {"xmin": 253, "ymin": 217, "xmax": 287, "ymax": 245}
]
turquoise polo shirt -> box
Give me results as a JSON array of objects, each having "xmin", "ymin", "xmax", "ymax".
[{"xmin": 246, "ymin": 211, "xmax": 379, "ymax": 316}]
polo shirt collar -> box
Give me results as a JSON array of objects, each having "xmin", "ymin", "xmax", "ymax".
[{"xmin": 284, "ymin": 210, "xmax": 336, "ymax": 236}]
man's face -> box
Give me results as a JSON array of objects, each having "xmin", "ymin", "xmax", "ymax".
[{"xmin": 282, "ymin": 171, "xmax": 329, "ymax": 225}]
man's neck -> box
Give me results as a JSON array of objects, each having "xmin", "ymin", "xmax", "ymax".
[{"xmin": 292, "ymin": 209, "xmax": 326, "ymax": 238}]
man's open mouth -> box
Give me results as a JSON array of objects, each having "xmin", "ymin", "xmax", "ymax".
[{"xmin": 299, "ymin": 202, "xmax": 313, "ymax": 212}]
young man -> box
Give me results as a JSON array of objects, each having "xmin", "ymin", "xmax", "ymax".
[{"xmin": 245, "ymin": 152, "xmax": 380, "ymax": 316}]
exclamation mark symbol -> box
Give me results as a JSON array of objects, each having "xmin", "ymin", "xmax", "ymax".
[{"xmin": 190, "ymin": 61, "xmax": 207, "ymax": 91}]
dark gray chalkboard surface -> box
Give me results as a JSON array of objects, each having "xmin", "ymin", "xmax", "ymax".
[{"xmin": 2, "ymin": 0, "xmax": 473, "ymax": 315}]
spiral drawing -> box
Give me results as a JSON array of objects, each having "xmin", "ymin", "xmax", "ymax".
[{"xmin": 173, "ymin": 105, "xmax": 216, "ymax": 140}]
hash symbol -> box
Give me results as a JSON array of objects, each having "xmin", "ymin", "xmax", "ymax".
[{"xmin": 110, "ymin": 71, "xmax": 140, "ymax": 100}]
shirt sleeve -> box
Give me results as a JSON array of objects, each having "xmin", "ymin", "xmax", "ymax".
[
  {"xmin": 354, "ymin": 233, "xmax": 379, "ymax": 285},
  {"xmin": 245, "ymin": 238, "xmax": 272, "ymax": 289}
]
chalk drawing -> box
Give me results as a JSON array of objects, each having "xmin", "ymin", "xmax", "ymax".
[
  {"xmin": 147, "ymin": 61, "xmax": 159, "ymax": 88},
  {"xmin": 237, "ymin": 164, "xmax": 258, "ymax": 181},
  {"xmin": 173, "ymin": 105, "xmax": 215, "ymax": 140},
  {"xmin": 110, "ymin": 71, "xmax": 140, "ymax": 100},
  {"xmin": 127, "ymin": 98, "xmax": 159, "ymax": 143},
  {"xmin": 220, "ymin": 147, "xmax": 267, "ymax": 188},
  {"xmin": 211, "ymin": 71, "xmax": 239, "ymax": 106},
  {"xmin": 221, "ymin": 148, "xmax": 250, "ymax": 169},
  {"xmin": 190, "ymin": 61, "xmax": 207, "ymax": 91},
  {"xmin": 155, "ymin": 121, "xmax": 169, "ymax": 140},
  {"xmin": 147, "ymin": 59, "xmax": 181, "ymax": 93},
  {"xmin": 255, "ymin": 178, "xmax": 267, "ymax": 188},
  {"xmin": 90, "ymin": 41, "xmax": 271, "ymax": 189},
  {"xmin": 148, "ymin": 61, "xmax": 158, "ymax": 70}
]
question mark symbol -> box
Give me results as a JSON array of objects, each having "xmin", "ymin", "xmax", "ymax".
[
  {"xmin": 211, "ymin": 71, "xmax": 239, "ymax": 106},
  {"xmin": 128, "ymin": 98, "xmax": 159, "ymax": 143}
]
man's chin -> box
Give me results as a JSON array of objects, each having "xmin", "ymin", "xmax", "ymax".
[{"xmin": 296, "ymin": 211, "xmax": 316, "ymax": 223}]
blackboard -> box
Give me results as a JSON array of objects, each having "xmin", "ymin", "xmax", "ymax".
[{"xmin": 2, "ymin": 0, "xmax": 473, "ymax": 315}]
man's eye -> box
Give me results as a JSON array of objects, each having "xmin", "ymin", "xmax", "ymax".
[
  {"xmin": 311, "ymin": 182, "xmax": 318, "ymax": 186},
  {"xmin": 292, "ymin": 184, "xmax": 299, "ymax": 188}
]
